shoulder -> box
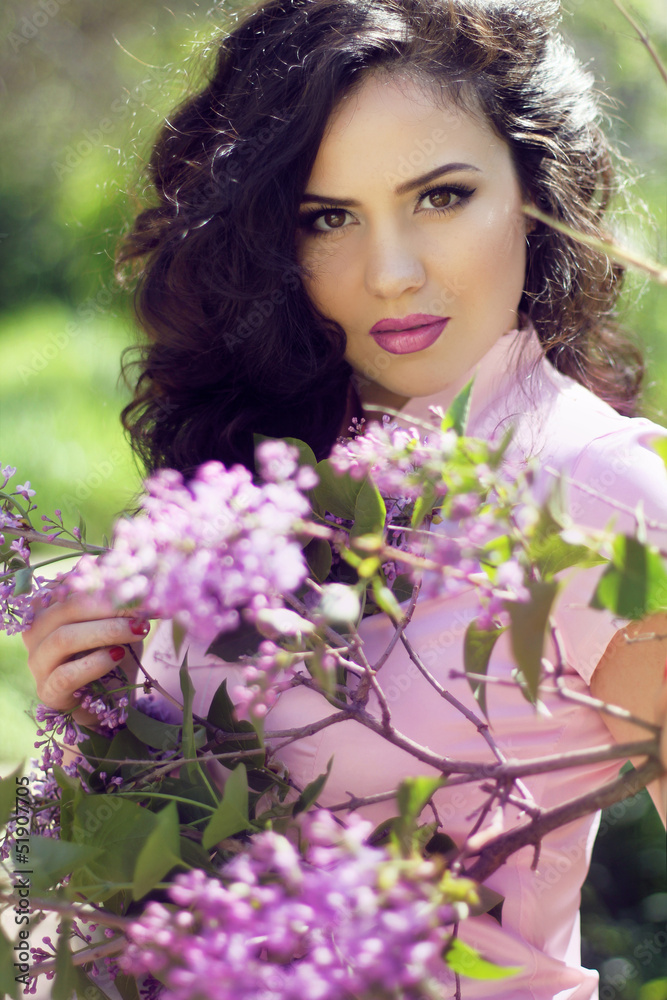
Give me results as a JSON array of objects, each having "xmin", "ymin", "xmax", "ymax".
[{"xmin": 514, "ymin": 358, "xmax": 667, "ymax": 539}]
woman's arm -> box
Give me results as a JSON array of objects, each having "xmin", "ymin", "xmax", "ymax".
[{"xmin": 589, "ymin": 611, "xmax": 667, "ymax": 826}]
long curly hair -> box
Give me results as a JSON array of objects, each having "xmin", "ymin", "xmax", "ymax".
[{"xmin": 117, "ymin": 0, "xmax": 643, "ymax": 479}]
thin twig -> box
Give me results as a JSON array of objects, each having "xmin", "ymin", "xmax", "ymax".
[
  {"xmin": 523, "ymin": 206, "xmax": 667, "ymax": 285},
  {"xmin": 549, "ymin": 623, "xmax": 661, "ymax": 734},
  {"xmin": 2, "ymin": 526, "xmax": 107, "ymax": 553},
  {"xmin": 612, "ymin": 0, "xmax": 667, "ymax": 85},
  {"xmin": 32, "ymin": 938, "xmax": 125, "ymax": 977},
  {"xmin": 399, "ymin": 633, "xmax": 537, "ymax": 807}
]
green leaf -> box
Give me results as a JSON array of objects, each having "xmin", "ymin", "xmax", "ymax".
[
  {"xmin": 179, "ymin": 651, "xmax": 199, "ymax": 783},
  {"xmin": 52, "ymin": 921, "xmax": 77, "ymax": 1000},
  {"xmin": 206, "ymin": 619, "xmax": 263, "ymax": 661},
  {"xmin": 392, "ymin": 776, "xmax": 446, "ymax": 856},
  {"xmin": 206, "ymin": 679, "xmax": 264, "ymax": 764},
  {"xmin": 55, "ymin": 766, "xmax": 85, "ymax": 841},
  {"xmin": 70, "ymin": 795, "xmax": 161, "ymax": 903},
  {"xmin": 125, "ymin": 706, "xmax": 183, "ymax": 753},
  {"xmin": 391, "ymin": 574, "xmax": 415, "ymax": 604},
  {"xmin": 0, "ymin": 925, "xmax": 20, "ymax": 999},
  {"xmin": 507, "ymin": 579, "xmax": 560, "ymax": 703},
  {"xmin": 172, "ymin": 619, "xmax": 187, "ymax": 659},
  {"xmin": 411, "ymin": 482, "xmax": 439, "ymax": 529},
  {"xmin": 0, "ymin": 763, "xmax": 26, "ymax": 829},
  {"xmin": 312, "ymin": 460, "xmax": 359, "ymax": 520},
  {"xmin": 202, "ymin": 764, "xmax": 251, "ymax": 849},
  {"xmin": 11, "ymin": 566, "xmax": 33, "ymax": 596},
  {"xmin": 313, "ymin": 462, "xmax": 385, "ymax": 538},
  {"xmin": 463, "ymin": 622, "xmax": 507, "ymax": 720},
  {"xmin": 444, "ymin": 937, "xmax": 521, "ymax": 980},
  {"xmin": 27, "ymin": 836, "xmax": 102, "ymax": 893},
  {"xmin": 440, "ymin": 378, "xmax": 474, "ymax": 436},
  {"xmin": 467, "ymin": 884, "xmax": 505, "ymax": 922},
  {"xmin": 282, "ymin": 436, "xmax": 318, "ymax": 469},
  {"xmin": 132, "ymin": 801, "xmax": 182, "ymax": 900},
  {"xmin": 591, "ymin": 535, "xmax": 667, "ymax": 619},
  {"xmin": 396, "ymin": 776, "xmax": 445, "ymax": 826},
  {"xmin": 253, "ymin": 434, "xmax": 317, "ymax": 472},
  {"xmin": 293, "ymin": 757, "xmax": 333, "ymax": 815},
  {"xmin": 371, "ymin": 578, "xmax": 403, "ymax": 622},
  {"xmin": 528, "ymin": 507, "xmax": 603, "ymax": 577},
  {"xmin": 351, "ymin": 479, "xmax": 386, "ymax": 540},
  {"xmin": 304, "ymin": 536, "xmax": 333, "ymax": 582}
]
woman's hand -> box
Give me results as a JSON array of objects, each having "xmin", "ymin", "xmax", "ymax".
[{"xmin": 22, "ymin": 590, "xmax": 150, "ymax": 727}]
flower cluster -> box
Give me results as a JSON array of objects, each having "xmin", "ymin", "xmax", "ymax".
[
  {"xmin": 121, "ymin": 811, "xmax": 467, "ymax": 1000},
  {"xmin": 231, "ymin": 639, "xmax": 299, "ymax": 722},
  {"xmin": 0, "ymin": 464, "xmax": 55, "ymax": 634},
  {"xmin": 64, "ymin": 443, "xmax": 314, "ymax": 646},
  {"xmin": 329, "ymin": 417, "xmax": 456, "ymax": 501}
]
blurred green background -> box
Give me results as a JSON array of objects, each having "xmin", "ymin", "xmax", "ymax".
[{"xmin": 0, "ymin": 0, "xmax": 665, "ymax": 995}]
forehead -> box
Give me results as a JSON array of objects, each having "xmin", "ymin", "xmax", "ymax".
[{"xmin": 308, "ymin": 71, "xmax": 510, "ymax": 187}]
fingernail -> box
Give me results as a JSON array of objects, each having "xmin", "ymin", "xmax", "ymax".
[
  {"xmin": 109, "ymin": 646, "xmax": 126, "ymax": 661},
  {"xmin": 130, "ymin": 619, "xmax": 151, "ymax": 636}
]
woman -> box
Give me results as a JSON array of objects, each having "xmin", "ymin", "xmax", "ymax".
[{"xmin": 24, "ymin": 0, "xmax": 667, "ymax": 996}]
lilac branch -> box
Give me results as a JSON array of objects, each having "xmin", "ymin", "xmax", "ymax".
[
  {"xmin": 612, "ymin": 0, "xmax": 667, "ymax": 86},
  {"xmin": 465, "ymin": 756, "xmax": 663, "ymax": 883}
]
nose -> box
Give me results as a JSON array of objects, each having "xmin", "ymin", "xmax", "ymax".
[{"xmin": 363, "ymin": 229, "xmax": 426, "ymax": 300}]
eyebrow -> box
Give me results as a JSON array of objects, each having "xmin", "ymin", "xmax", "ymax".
[{"xmin": 300, "ymin": 162, "xmax": 482, "ymax": 205}]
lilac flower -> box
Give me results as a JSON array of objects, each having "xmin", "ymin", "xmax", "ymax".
[
  {"xmin": 231, "ymin": 640, "xmax": 298, "ymax": 722},
  {"xmin": 0, "ymin": 573, "xmax": 54, "ymax": 636},
  {"xmin": 15, "ymin": 481, "xmax": 36, "ymax": 499},
  {"xmin": 64, "ymin": 456, "xmax": 312, "ymax": 646},
  {"xmin": 9, "ymin": 537, "xmax": 30, "ymax": 561},
  {"xmin": 329, "ymin": 418, "xmax": 456, "ymax": 502},
  {"xmin": 0, "ymin": 465, "xmax": 17, "ymax": 490},
  {"xmin": 121, "ymin": 812, "xmax": 468, "ymax": 1000}
]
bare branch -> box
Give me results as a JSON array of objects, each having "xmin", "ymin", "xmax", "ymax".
[
  {"xmin": 466, "ymin": 756, "xmax": 663, "ymax": 883},
  {"xmin": 612, "ymin": 0, "xmax": 667, "ymax": 86}
]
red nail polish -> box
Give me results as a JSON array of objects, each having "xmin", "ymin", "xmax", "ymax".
[
  {"xmin": 130, "ymin": 619, "xmax": 150, "ymax": 636},
  {"xmin": 109, "ymin": 646, "xmax": 126, "ymax": 661}
]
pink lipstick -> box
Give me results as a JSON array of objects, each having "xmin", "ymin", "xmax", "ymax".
[{"xmin": 369, "ymin": 314, "xmax": 449, "ymax": 356}]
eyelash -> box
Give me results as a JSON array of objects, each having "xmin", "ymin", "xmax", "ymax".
[{"xmin": 298, "ymin": 183, "xmax": 476, "ymax": 236}]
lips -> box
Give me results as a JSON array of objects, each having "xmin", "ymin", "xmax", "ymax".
[{"xmin": 369, "ymin": 315, "xmax": 449, "ymax": 356}]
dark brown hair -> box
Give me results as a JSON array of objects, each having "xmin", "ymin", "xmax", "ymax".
[{"xmin": 117, "ymin": 0, "xmax": 643, "ymax": 479}]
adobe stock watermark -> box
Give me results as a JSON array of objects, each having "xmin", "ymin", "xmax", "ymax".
[
  {"xmin": 50, "ymin": 64, "xmax": 171, "ymax": 180},
  {"xmin": 17, "ymin": 279, "xmax": 118, "ymax": 384},
  {"xmin": 59, "ymin": 449, "xmax": 125, "ymax": 517},
  {"xmin": 6, "ymin": 0, "xmax": 71, "ymax": 55}
]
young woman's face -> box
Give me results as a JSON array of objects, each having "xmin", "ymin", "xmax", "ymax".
[{"xmin": 296, "ymin": 72, "xmax": 530, "ymax": 412}]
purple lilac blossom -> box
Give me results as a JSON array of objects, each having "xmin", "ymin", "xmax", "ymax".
[
  {"xmin": 329, "ymin": 417, "xmax": 456, "ymax": 500},
  {"xmin": 121, "ymin": 811, "xmax": 464, "ymax": 1000},
  {"xmin": 64, "ymin": 445, "xmax": 313, "ymax": 646}
]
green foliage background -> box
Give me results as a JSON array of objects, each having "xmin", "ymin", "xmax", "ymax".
[{"xmin": 0, "ymin": 1, "xmax": 665, "ymax": 995}]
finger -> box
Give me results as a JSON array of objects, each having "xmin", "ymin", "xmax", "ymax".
[
  {"xmin": 36, "ymin": 615, "xmax": 150, "ymax": 669},
  {"xmin": 24, "ymin": 590, "xmax": 151, "ymax": 650},
  {"xmin": 37, "ymin": 644, "xmax": 135, "ymax": 713}
]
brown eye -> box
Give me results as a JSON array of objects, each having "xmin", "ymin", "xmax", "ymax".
[
  {"xmin": 425, "ymin": 189, "xmax": 455, "ymax": 209},
  {"xmin": 314, "ymin": 210, "xmax": 348, "ymax": 231}
]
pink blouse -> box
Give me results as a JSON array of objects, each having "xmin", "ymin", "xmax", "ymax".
[{"xmin": 142, "ymin": 326, "xmax": 667, "ymax": 1000}]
